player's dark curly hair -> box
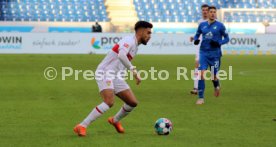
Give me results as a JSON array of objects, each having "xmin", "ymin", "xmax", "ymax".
[
  {"xmin": 208, "ymin": 6, "xmax": 217, "ymax": 10},
  {"xmin": 201, "ymin": 4, "xmax": 209, "ymax": 9},
  {"xmin": 134, "ymin": 21, "xmax": 153, "ymax": 32}
]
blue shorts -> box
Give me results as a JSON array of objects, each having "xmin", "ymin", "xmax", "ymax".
[{"xmin": 198, "ymin": 53, "xmax": 221, "ymax": 75}]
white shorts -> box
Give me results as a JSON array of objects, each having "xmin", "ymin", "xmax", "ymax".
[{"xmin": 96, "ymin": 78, "xmax": 130, "ymax": 94}]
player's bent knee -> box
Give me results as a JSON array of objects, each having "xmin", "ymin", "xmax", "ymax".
[
  {"xmin": 128, "ymin": 100, "xmax": 138, "ymax": 107},
  {"xmin": 200, "ymin": 70, "xmax": 206, "ymax": 80},
  {"xmin": 195, "ymin": 61, "xmax": 199, "ymax": 68},
  {"xmin": 102, "ymin": 95, "xmax": 115, "ymax": 107},
  {"xmin": 104, "ymin": 98, "xmax": 115, "ymax": 107},
  {"xmin": 200, "ymin": 74, "xmax": 205, "ymax": 80},
  {"xmin": 100, "ymin": 89, "xmax": 115, "ymax": 107}
]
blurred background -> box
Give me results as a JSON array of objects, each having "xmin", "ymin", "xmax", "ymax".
[
  {"xmin": 0, "ymin": 0, "xmax": 276, "ymax": 54},
  {"xmin": 1, "ymin": 0, "xmax": 276, "ymax": 33},
  {"xmin": 1, "ymin": 1, "xmax": 276, "ymax": 146}
]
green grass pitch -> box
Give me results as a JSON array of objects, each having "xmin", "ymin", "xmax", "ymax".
[{"xmin": 0, "ymin": 54, "xmax": 275, "ymax": 147}]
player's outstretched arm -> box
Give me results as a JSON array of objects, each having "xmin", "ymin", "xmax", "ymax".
[
  {"xmin": 118, "ymin": 49, "xmax": 133, "ymax": 70},
  {"xmin": 132, "ymin": 68, "xmax": 141, "ymax": 85},
  {"xmin": 193, "ymin": 23, "xmax": 202, "ymax": 44},
  {"xmin": 118, "ymin": 48, "xmax": 141, "ymax": 85}
]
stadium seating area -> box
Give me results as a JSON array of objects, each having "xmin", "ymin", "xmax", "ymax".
[
  {"xmin": 224, "ymin": 11, "xmax": 276, "ymax": 22},
  {"xmin": 134, "ymin": 0, "xmax": 276, "ymax": 22},
  {"xmin": 134, "ymin": 0, "xmax": 221, "ymax": 22},
  {"xmin": 224, "ymin": 0, "xmax": 275, "ymax": 9},
  {"xmin": 0, "ymin": 0, "xmax": 276, "ymax": 23},
  {"xmin": 0, "ymin": 0, "xmax": 109, "ymax": 22}
]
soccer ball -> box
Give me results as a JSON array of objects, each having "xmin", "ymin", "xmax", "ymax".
[{"xmin": 154, "ymin": 118, "xmax": 173, "ymax": 135}]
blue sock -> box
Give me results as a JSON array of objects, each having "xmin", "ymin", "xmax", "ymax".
[
  {"xmin": 198, "ymin": 80, "xmax": 205, "ymax": 98},
  {"xmin": 212, "ymin": 80, "xmax": 220, "ymax": 88}
]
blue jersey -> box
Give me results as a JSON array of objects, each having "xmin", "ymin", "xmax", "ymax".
[{"xmin": 194, "ymin": 20, "xmax": 229, "ymax": 57}]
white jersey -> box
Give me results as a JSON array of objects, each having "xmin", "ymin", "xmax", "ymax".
[
  {"xmin": 198, "ymin": 18, "xmax": 207, "ymax": 24},
  {"xmin": 195, "ymin": 18, "xmax": 208, "ymax": 60},
  {"xmin": 96, "ymin": 35, "xmax": 138, "ymax": 73}
]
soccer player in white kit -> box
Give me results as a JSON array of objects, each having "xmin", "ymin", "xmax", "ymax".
[
  {"xmin": 190, "ymin": 4, "xmax": 209, "ymax": 95},
  {"xmin": 74, "ymin": 21, "xmax": 153, "ymax": 136}
]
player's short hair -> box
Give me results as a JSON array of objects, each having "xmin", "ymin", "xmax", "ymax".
[
  {"xmin": 134, "ymin": 21, "xmax": 153, "ymax": 32},
  {"xmin": 208, "ymin": 6, "xmax": 217, "ymax": 11},
  {"xmin": 201, "ymin": 4, "xmax": 209, "ymax": 9}
]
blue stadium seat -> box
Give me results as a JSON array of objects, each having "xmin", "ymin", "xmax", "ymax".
[
  {"xmin": 1, "ymin": 0, "xmax": 276, "ymax": 23},
  {"xmin": 134, "ymin": 0, "xmax": 276, "ymax": 23},
  {"xmin": 0, "ymin": 0, "xmax": 109, "ymax": 22}
]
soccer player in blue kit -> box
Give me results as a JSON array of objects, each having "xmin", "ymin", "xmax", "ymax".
[{"xmin": 193, "ymin": 6, "xmax": 230, "ymax": 105}]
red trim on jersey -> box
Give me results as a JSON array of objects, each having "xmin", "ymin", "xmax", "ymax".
[
  {"xmin": 96, "ymin": 107, "xmax": 103, "ymax": 114},
  {"xmin": 112, "ymin": 44, "xmax": 120, "ymax": 53},
  {"xmin": 127, "ymin": 54, "xmax": 133, "ymax": 61},
  {"xmin": 112, "ymin": 44, "xmax": 133, "ymax": 61}
]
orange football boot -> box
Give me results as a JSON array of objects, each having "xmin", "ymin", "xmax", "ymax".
[
  {"xmin": 73, "ymin": 124, "xmax": 87, "ymax": 137},
  {"xmin": 108, "ymin": 117, "xmax": 125, "ymax": 133}
]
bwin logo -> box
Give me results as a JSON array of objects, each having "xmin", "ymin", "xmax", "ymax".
[
  {"xmin": 0, "ymin": 36, "xmax": 22, "ymax": 44},
  {"xmin": 0, "ymin": 36, "xmax": 22, "ymax": 49}
]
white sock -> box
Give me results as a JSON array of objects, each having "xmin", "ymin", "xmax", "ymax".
[
  {"xmin": 194, "ymin": 68, "xmax": 199, "ymax": 89},
  {"xmin": 80, "ymin": 102, "xmax": 110, "ymax": 128},
  {"xmin": 113, "ymin": 103, "xmax": 135, "ymax": 123}
]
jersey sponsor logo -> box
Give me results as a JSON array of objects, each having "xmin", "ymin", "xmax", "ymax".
[
  {"xmin": 205, "ymin": 32, "xmax": 213, "ymax": 39},
  {"xmin": 123, "ymin": 43, "xmax": 129, "ymax": 48}
]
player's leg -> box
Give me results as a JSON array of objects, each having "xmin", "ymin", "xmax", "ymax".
[
  {"xmin": 191, "ymin": 48, "xmax": 200, "ymax": 95},
  {"xmin": 197, "ymin": 70, "xmax": 206, "ymax": 104},
  {"xmin": 108, "ymin": 89, "xmax": 137, "ymax": 133},
  {"xmin": 191, "ymin": 60, "xmax": 199, "ymax": 95},
  {"xmin": 196, "ymin": 54, "xmax": 208, "ymax": 105},
  {"xmin": 108, "ymin": 79, "xmax": 137, "ymax": 133},
  {"xmin": 79, "ymin": 89, "xmax": 114, "ymax": 127},
  {"xmin": 211, "ymin": 57, "xmax": 221, "ymax": 97},
  {"xmin": 74, "ymin": 79, "xmax": 114, "ymax": 136},
  {"xmin": 114, "ymin": 89, "xmax": 138, "ymax": 122}
]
